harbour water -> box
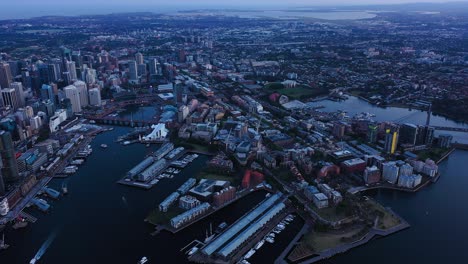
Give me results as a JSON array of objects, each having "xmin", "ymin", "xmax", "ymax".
[{"xmin": 1, "ymin": 99, "xmax": 467, "ymax": 264}]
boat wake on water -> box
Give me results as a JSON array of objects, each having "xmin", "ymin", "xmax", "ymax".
[{"xmin": 30, "ymin": 228, "xmax": 60, "ymax": 264}]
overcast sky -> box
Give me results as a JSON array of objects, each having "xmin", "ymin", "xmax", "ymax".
[{"xmin": 4, "ymin": 0, "xmax": 468, "ymax": 7}]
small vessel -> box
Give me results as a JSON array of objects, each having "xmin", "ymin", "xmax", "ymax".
[
  {"xmin": 123, "ymin": 141, "xmax": 131, "ymax": 145},
  {"xmin": 266, "ymin": 237, "xmax": 275, "ymax": 244},
  {"xmin": 100, "ymin": 144, "xmax": 108, "ymax": 149},
  {"xmin": 188, "ymin": 246, "xmax": 199, "ymax": 256},
  {"xmin": 62, "ymin": 183, "xmax": 68, "ymax": 194},
  {"xmin": 138, "ymin": 256, "xmax": 148, "ymax": 264},
  {"xmin": 12, "ymin": 218, "xmax": 28, "ymax": 229},
  {"xmin": 0, "ymin": 233, "xmax": 10, "ymax": 250},
  {"xmin": 215, "ymin": 222, "xmax": 228, "ymax": 233},
  {"xmin": 30, "ymin": 258, "xmax": 37, "ymax": 264},
  {"xmin": 254, "ymin": 240, "xmax": 265, "ymax": 250},
  {"xmin": 146, "ymin": 144, "xmax": 150, "ymax": 147},
  {"xmin": 244, "ymin": 249, "xmax": 256, "ymax": 259}
]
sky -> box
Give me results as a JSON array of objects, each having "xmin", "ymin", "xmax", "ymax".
[
  {"xmin": 4, "ymin": 0, "xmax": 468, "ymax": 7},
  {"xmin": 1, "ymin": 0, "xmax": 467, "ymax": 19}
]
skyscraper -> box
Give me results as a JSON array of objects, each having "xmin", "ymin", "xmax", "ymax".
[
  {"xmin": 0, "ymin": 130, "xmax": 20, "ymax": 183},
  {"xmin": 0, "ymin": 62, "xmax": 13, "ymax": 89},
  {"xmin": 10, "ymin": 82, "xmax": 25, "ymax": 107},
  {"xmin": 73, "ymin": 81, "xmax": 89, "ymax": 107},
  {"xmin": 1, "ymin": 88, "xmax": 20, "ymax": 110},
  {"xmin": 88, "ymin": 88, "xmax": 102, "ymax": 106},
  {"xmin": 135, "ymin": 52, "xmax": 144, "ymax": 65},
  {"xmin": 399, "ymin": 123, "xmax": 418, "ymax": 145},
  {"xmin": 63, "ymin": 85, "xmax": 82, "ymax": 113},
  {"xmin": 367, "ymin": 124, "xmax": 378, "ymax": 143},
  {"xmin": 384, "ymin": 128, "xmax": 399, "ymax": 154},
  {"xmin": 41, "ymin": 84, "xmax": 54, "ymax": 102},
  {"xmin": 128, "ymin": 60, "xmax": 138, "ymax": 82},
  {"xmin": 149, "ymin": 58, "xmax": 158, "ymax": 76},
  {"xmin": 66, "ymin": 61, "xmax": 78, "ymax": 81}
]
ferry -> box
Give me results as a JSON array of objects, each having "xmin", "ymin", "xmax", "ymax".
[{"xmin": 138, "ymin": 256, "xmax": 148, "ymax": 264}]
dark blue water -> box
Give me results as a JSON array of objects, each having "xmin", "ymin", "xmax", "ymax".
[
  {"xmin": 324, "ymin": 150, "xmax": 468, "ymax": 264},
  {"xmin": 315, "ymin": 96, "xmax": 468, "ymax": 143}
]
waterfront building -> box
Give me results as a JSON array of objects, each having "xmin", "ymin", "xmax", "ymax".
[
  {"xmin": 384, "ymin": 128, "xmax": 399, "ymax": 154},
  {"xmin": 159, "ymin": 192, "xmax": 180, "ymax": 212},
  {"xmin": 382, "ymin": 162, "xmax": 399, "ymax": 184},
  {"xmin": 179, "ymin": 195, "xmax": 201, "ymax": 210},
  {"xmin": 189, "ymin": 179, "xmax": 230, "ymax": 201},
  {"xmin": 177, "ymin": 178, "xmax": 197, "ymax": 195},
  {"xmin": 64, "ymin": 85, "xmax": 82, "ymax": 113},
  {"xmin": 0, "ymin": 131, "xmax": 20, "ymax": 183},
  {"xmin": 364, "ymin": 166, "xmax": 381, "ymax": 184},
  {"xmin": 138, "ymin": 159, "xmax": 167, "ymax": 182},
  {"xmin": 399, "ymin": 163, "xmax": 414, "ymax": 177},
  {"xmin": 400, "ymin": 123, "xmax": 418, "ymax": 145},
  {"xmin": 312, "ymin": 193, "xmax": 329, "ymax": 209},
  {"xmin": 88, "ymin": 88, "xmax": 102, "ymax": 106},
  {"xmin": 438, "ymin": 134, "xmax": 453, "ymax": 148},
  {"xmin": 49, "ymin": 109, "xmax": 68, "ymax": 132},
  {"xmin": 212, "ymin": 186, "xmax": 236, "ymax": 207},
  {"xmin": 340, "ymin": 158, "xmax": 367, "ymax": 174},
  {"xmin": 170, "ymin": 202, "xmax": 210, "ymax": 229},
  {"xmin": 142, "ymin": 123, "xmax": 168, "ymax": 141}
]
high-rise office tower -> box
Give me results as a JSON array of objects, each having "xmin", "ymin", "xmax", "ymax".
[
  {"xmin": 48, "ymin": 63, "xmax": 61, "ymax": 82},
  {"xmin": 399, "ymin": 123, "xmax": 418, "ymax": 145},
  {"xmin": 88, "ymin": 88, "xmax": 102, "ymax": 106},
  {"xmin": 73, "ymin": 81, "xmax": 89, "ymax": 107},
  {"xmin": 10, "ymin": 82, "xmax": 25, "ymax": 107},
  {"xmin": 384, "ymin": 128, "xmax": 399, "ymax": 154},
  {"xmin": 367, "ymin": 123, "xmax": 378, "ymax": 143},
  {"xmin": 0, "ymin": 62, "xmax": 13, "ymax": 89},
  {"xmin": 66, "ymin": 61, "xmax": 78, "ymax": 81},
  {"xmin": 1, "ymin": 88, "xmax": 19, "ymax": 110},
  {"xmin": 0, "ymin": 171, "xmax": 5, "ymax": 195},
  {"xmin": 63, "ymin": 85, "xmax": 82, "ymax": 113},
  {"xmin": 135, "ymin": 52, "xmax": 144, "ymax": 65},
  {"xmin": 0, "ymin": 130, "xmax": 20, "ymax": 183},
  {"xmin": 149, "ymin": 58, "xmax": 158, "ymax": 76},
  {"xmin": 41, "ymin": 84, "xmax": 54, "ymax": 102},
  {"xmin": 128, "ymin": 60, "xmax": 138, "ymax": 81}
]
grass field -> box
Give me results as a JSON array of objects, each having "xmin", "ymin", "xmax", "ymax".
[
  {"xmin": 365, "ymin": 199, "xmax": 401, "ymax": 230},
  {"xmin": 302, "ymin": 226, "xmax": 366, "ymax": 253},
  {"xmin": 315, "ymin": 207, "xmax": 348, "ymax": 222}
]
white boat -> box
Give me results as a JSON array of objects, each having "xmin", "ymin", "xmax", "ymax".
[
  {"xmin": 30, "ymin": 258, "xmax": 38, "ymax": 264},
  {"xmin": 266, "ymin": 237, "xmax": 275, "ymax": 244},
  {"xmin": 100, "ymin": 144, "xmax": 108, "ymax": 149},
  {"xmin": 188, "ymin": 246, "xmax": 199, "ymax": 256},
  {"xmin": 254, "ymin": 240, "xmax": 265, "ymax": 250},
  {"xmin": 0, "ymin": 233, "xmax": 9, "ymax": 250},
  {"xmin": 244, "ymin": 249, "xmax": 256, "ymax": 259},
  {"xmin": 138, "ymin": 256, "xmax": 148, "ymax": 264}
]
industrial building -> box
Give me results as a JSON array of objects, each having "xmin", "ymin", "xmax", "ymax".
[
  {"xmin": 159, "ymin": 192, "xmax": 180, "ymax": 212},
  {"xmin": 170, "ymin": 202, "xmax": 211, "ymax": 229},
  {"xmin": 177, "ymin": 178, "xmax": 197, "ymax": 195},
  {"xmin": 202, "ymin": 193, "xmax": 283, "ymax": 257},
  {"xmin": 127, "ymin": 156, "xmax": 155, "ymax": 178},
  {"xmin": 189, "ymin": 179, "xmax": 230, "ymax": 201}
]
